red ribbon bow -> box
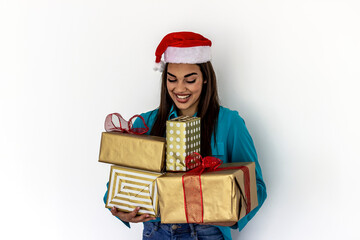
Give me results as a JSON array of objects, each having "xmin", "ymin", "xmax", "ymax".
[
  {"xmin": 185, "ymin": 152, "xmax": 223, "ymax": 174},
  {"xmin": 104, "ymin": 113, "xmax": 149, "ymax": 134},
  {"xmin": 182, "ymin": 153, "xmax": 251, "ymax": 223}
]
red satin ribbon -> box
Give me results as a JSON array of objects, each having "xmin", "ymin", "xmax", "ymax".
[
  {"xmin": 182, "ymin": 153, "xmax": 252, "ymax": 223},
  {"xmin": 182, "ymin": 153, "xmax": 222, "ymax": 223},
  {"xmin": 104, "ymin": 113, "xmax": 149, "ymax": 134}
]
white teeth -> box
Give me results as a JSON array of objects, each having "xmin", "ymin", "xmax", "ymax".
[{"xmin": 176, "ymin": 95, "xmax": 190, "ymax": 99}]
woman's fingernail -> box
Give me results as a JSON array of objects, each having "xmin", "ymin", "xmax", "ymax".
[{"xmin": 146, "ymin": 215, "xmax": 149, "ymax": 217}]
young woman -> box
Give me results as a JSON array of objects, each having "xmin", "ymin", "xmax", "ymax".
[{"xmin": 106, "ymin": 32, "xmax": 267, "ymax": 240}]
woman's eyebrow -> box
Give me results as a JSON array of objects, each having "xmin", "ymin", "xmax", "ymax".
[
  {"xmin": 167, "ymin": 72, "xmax": 176, "ymax": 77},
  {"xmin": 167, "ymin": 72, "xmax": 198, "ymax": 78},
  {"xmin": 184, "ymin": 73, "xmax": 198, "ymax": 78}
]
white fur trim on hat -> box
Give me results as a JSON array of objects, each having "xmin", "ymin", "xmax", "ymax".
[
  {"xmin": 164, "ymin": 46, "xmax": 211, "ymax": 64},
  {"xmin": 153, "ymin": 61, "xmax": 165, "ymax": 72}
]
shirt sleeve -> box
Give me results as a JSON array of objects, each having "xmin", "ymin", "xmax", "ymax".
[{"xmin": 226, "ymin": 111, "xmax": 267, "ymax": 231}]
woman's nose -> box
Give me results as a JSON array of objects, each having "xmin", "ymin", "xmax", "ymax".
[{"xmin": 175, "ymin": 81, "xmax": 186, "ymax": 92}]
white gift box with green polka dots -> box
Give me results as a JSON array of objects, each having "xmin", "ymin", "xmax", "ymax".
[{"xmin": 166, "ymin": 116, "xmax": 201, "ymax": 171}]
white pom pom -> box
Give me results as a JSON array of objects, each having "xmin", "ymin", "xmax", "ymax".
[{"xmin": 153, "ymin": 61, "xmax": 165, "ymax": 72}]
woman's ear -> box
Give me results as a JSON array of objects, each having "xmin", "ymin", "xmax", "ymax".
[{"xmin": 204, "ymin": 80, "xmax": 207, "ymax": 84}]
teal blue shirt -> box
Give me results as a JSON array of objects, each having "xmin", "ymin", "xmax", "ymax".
[{"xmin": 104, "ymin": 106, "xmax": 267, "ymax": 240}]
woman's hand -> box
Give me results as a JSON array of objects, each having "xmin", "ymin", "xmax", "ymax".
[
  {"xmin": 111, "ymin": 206, "xmax": 156, "ymax": 223},
  {"xmin": 199, "ymin": 221, "xmax": 237, "ymax": 227}
]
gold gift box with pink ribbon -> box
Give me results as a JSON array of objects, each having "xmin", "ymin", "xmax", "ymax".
[{"xmin": 156, "ymin": 159, "xmax": 258, "ymax": 223}]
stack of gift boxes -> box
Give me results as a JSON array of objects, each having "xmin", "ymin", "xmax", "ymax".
[{"xmin": 99, "ymin": 114, "xmax": 258, "ymax": 223}]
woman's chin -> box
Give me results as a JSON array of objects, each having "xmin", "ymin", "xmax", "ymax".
[{"xmin": 174, "ymin": 103, "xmax": 188, "ymax": 111}]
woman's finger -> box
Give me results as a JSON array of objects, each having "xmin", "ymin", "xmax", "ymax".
[
  {"xmin": 128, "ymin": 207, "xmax": 140, "ymax": 219},
  {"xmin": 110, "ymin": 207, "xmax": 135, "ymax": 221},
  {"xmin": 131, "ymin": 214, "xmax": 156, "ymax": 223},
  {"xmin": 140, "ymin": 217, "xmax": 157, "ymax": 222},
  {"xmin": 110, "ymin": 206, "xmax": 155, "ymax": 223},
  {"xmin": 110, "ymin": 207, "xmax": 119, "ymax": 216}
]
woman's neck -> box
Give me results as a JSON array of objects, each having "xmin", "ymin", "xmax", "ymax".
[{"xmin": 179, "ymin": 107, "xmax": 197, "ymax": 117}]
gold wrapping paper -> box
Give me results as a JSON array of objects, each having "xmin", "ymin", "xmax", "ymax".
[
  {"xmin": 166, "ymin": 116, "xmax": 201, "ymax": 171},
  {"xmin": 105, "ymin": 165, "xmax": 162, "ymax": 217},
  {"xmin": 156, "ymin": 162, "xmax": 258, "ymax": 223},
  {"xmin": 99, "ymin": 132, "xmax": 166, "ymax": 172}
]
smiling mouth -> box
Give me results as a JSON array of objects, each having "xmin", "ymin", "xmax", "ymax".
[{"xmin": 176, "ymin": 94, "xmax": 191, "ymax": 99}]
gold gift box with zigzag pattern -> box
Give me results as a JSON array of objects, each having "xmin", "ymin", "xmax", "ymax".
[{"xmin": 105, "ymin": 165, "xmax": 162, "ymax": 217}]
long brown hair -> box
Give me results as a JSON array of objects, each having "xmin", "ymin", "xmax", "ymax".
[{"xmin": 150, "ymin": 61, "xmax": 220, "ymax": 156}]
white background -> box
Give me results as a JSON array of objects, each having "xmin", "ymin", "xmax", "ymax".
[{"xmin": 1, "ymin": 0, "xmax": 359, "ymax": 239}]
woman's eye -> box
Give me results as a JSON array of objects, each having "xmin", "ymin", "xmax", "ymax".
[
  {"xmin": 186, "ymin": 79, "xmax": 196, "ymax": 84},
  {"xmin": 167, "ymin": 79, "xmax": 177, "ymax": 83}
]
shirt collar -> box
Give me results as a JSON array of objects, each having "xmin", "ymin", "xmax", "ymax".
[{"xmin": 168, "ymin": 105, "xmax": 198, "ymax": 120}]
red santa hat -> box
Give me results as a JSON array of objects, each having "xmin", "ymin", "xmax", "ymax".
[{"xmin": 154, "ymin": 31, "xmax": 212, "ymax": 72}]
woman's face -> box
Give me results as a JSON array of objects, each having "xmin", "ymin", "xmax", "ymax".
[{"xmin": 166, "ymin": 63, "xmax": 205, "ymax": 116}]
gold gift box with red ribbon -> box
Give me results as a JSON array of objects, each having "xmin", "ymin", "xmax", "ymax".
[
  {"xmin": 156, "ymin": 161, "xmax": 258, "ymax": 223},
  {"xmin": 99, "ymin": 132, "xmax": 166, "ymax": 172},
  {"xmin": 99, "ymin": 113, "xmax": 166, "ymax": 172}
]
